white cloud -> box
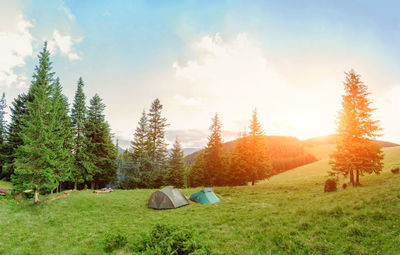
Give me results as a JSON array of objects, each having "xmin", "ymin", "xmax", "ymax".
[
  {"xmin": 48, "ymin": 29, "xmax": 81, "ymax": 61},
  {"xmin": 172, "ymin": 33, "xmax": 342, "ymax": 140},
  {"xmin": 58, "ymin": 1, "xmax": 75, "ymax": 21},
  {"xmin": 0, "ymin": 13, "xmax": 33, "ymax": 88}
]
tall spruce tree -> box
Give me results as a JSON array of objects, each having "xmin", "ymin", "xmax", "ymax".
[
  {"xmin": 50, "ymin": 78, "xmax": 74, "ymax": 191},
  {"xmin": 85, "ymin": 94, "xmax": 117, "ymax": 189},
  {"xmin": 147, "ymin": 99, "xmax": 169, "ymax": 171},
  {"xmin": 71, "ymin": 78, "xmax": 93, "ymax": 190},
  {"xmin": 130, "ymin": 110, "xmax": 151, "ymax": 162},
  {"xmin": 2, "ymin": 94, "xmax": 29, "ymax": 180},
  {"xmin": 129, "ymin": 110, "xmax": 155, "ymax": 188},
  {"xmin": 230, "ymin": 130, "xmax": 250, "ymax": 186},
  {"xmin": 12, "ymin": 42, "xmax": 57, "ymax": 203},
  {"xmin": 188, "ymin": 151, "xmax": 206, "ymax": 187},
  {"xmin": 247, "ymin": 109, "xmax": 271, "ymax": 185},
  {"xmin": 165, "ymin": 138, "xmax": 186, "ymax": 188},
  {"xmin": 0, "ymin": 92, "xmax": 7, "ymax": 178},
  {"xmin": 204, "ymin": 113, "xmax": 227, "ymax": 186},
  {"xmin": 329, "ymin": 70, "xmax": 383, "ymax": 186}
]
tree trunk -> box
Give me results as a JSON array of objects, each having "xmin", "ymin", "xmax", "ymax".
[
  {"xmin": 60, "ymin": 182, "xmax": 62, "ymax": 192},
  {"xmin": 74, "ymin": 182, "xmax": 77, "ymax": 190},
  {"xmin": 51, "ymin": 189, "xmax": 53, "ymax": 194},
  {"xmin": 91, "ymin": 182, "xmax": 95, "ymax": 190},
  {"xmin": 34, "ymin": 189, "xmax": 39, "ymax": 204},
  {"xmin": 356, "ymin": 169, "xmax": 360, "ymax": 186},
  {"xmin": 251, "ymin": 179, "xmax": 255, "ymax": 186},
  {"xmin": 350, "ymin": 170, "xmax": 354, "ymax": 186}
]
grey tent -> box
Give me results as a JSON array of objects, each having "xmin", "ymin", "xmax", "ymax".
[{"xmin": 148, "ymin": 186, "xmax": 189, "ymax": 210}]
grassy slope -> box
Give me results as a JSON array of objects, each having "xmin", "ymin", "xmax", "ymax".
[
  {"xmin": 304, "ymin": 144, "xmax": 335, "ymax": 160},
  {"xmin": 0, "ymin": 180, "xmax": 13, "ymax": 189},
  {"xmin": 1, "ymin": 148, "xmax": 400, "ymax": 254}
]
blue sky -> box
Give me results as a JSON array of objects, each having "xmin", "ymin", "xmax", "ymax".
[{"xmin": 1, "ymin": 0, "xmax": 400, "ymax": 148}]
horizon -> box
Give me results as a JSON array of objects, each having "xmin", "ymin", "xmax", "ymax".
[{"xmin": 2, "ymin": 0, "xmax": 400, "ymax": 149}]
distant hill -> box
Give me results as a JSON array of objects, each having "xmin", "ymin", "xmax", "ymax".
[
  {"xmin": 302, "ymin": 134, "xmax": 399, "ymax": 148},
  {"xmin": 268, "ymin": 146, "xmax": 400, "ymax": 185},
  {"xmin": 302, "ymin": 134, "xmax": 399, "ymax": 160},
  {"xmin": 184, "ymin": 136, "xmax": 318, "ymax": 174},
  {"xmin": 182, "ymin": 148, "xmax": 201, "ymax": 156}
]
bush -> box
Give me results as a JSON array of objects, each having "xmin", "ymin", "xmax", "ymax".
[
  {"xmin": 391, "ymin": 168, "xmax": 399, "ymax": 174},
  {"xmin": 134, "ymin": 223, "xmax": 210, "ymax": 255},
  {"xmin": 103, "ymin": 232, "xmax": 128, "ymax": 252},
  {"xmin": 324, "ymin": 179, "xmax": 337, "ymax": 192},
  {"xmin": 342, "ymin": 183, "xmax": 347, "ymax": 189}
]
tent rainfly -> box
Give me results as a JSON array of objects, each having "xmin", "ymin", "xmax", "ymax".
[
  {"xmin": 148, "ymin": 186, "xmax": 189, "ymax": 210},
  {"xmin": 189, "ymin": 188, "xmax": 220, "ymax": 204}
]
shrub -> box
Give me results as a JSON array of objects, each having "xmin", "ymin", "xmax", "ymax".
[
  {"xmin": 134, "ymin": 223, "xmax": 210, "ymax": 255},
  {"xmin": 391, "ymin": 168, "xmax": 399, "ymax": 174},
  {"xmin": 342, "ymin": 183, "xmax": 347, "ymax": 189},
  {"xmin": 324, "ymin": 179, "xmax": 337, "ymax": 192},
  {"xmin": 103, "ymin": 232, "xmax": 128, "ymax": 252}
]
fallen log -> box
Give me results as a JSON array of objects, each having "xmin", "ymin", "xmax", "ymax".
[
  {"xmin": 0, "ymin": 188, "xmax": 9, "ymax": 196},
  {"xmin": 93, "ymin": 188, "xmax": 113, "ymax": 194},
  {"xmin": 49, "ymin": 190, "xmax": 74, "ymax": 202}
]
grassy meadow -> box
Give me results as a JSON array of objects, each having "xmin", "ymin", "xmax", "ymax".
[
  {"xmin": 0, "ymin": 180, "xmax": 13, "ymax": 189},
  {"xmin": 1, "ymin": 147, "xmax": 400, "ymax": 254}
]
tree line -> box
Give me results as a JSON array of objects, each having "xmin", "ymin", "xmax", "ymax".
[
  {"xmin": 0, "ymin": 43, "xmax": 117, "ymax": 203},
  {"xmin": 117, "ymin": 109, "xmax": 273, "ymax": 189},
  {"xmin": 117, "ymin": 70, "xmax": 385, "ymax": 189}
]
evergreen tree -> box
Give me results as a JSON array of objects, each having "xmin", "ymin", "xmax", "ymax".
[
  {"xmin": 50, "ymin": 78, "xmax": 74, "ymax": 191},
  {"xmin": 329, "ymin": 70, "xmax": 383, "ymax": 186},
  {"xmin": 188, "ymin": 151, "xmax": 206, "ymax": 187},
  {"xmin": 1, "ymin": 94, "xmax": 29, "ymax": 180},
  {"xmin": 12, "ymin": 42, "xmax": 57, "ymax": 203},
  {"xmin": 247, "ymin": 109, "xmax": 272, "ymax": 185},
  {"xmin": 0, "ymin": 93, "xmax": 7, "ymax": 178},
  {"xmin": 129, "ymin": 110, "xmax": 155, "ymax": 188},
  {"xmin": 230, "ymin": 131, "xmax": 250, "ymax": 186},
  {"xmin": 71, "ymin": 78, "xmax": 93, "ymax": 190},
  {"xmin": 147, "ymin": 98, "xmax": 169, "ymax": 171},
  {"xmin": 203, "ymin": 113, "xmax": 227, "ymax": 186},
  {"xmin": 165, "ymin": 138, "xmax": 186, "ymax": 188},
  {"xmin": 130, "ymin": 110, "xmax": 151, "ymax": 162},
  {"xmin": 85, "ymin": 94, "xmax": 117, "ymax": 189}
]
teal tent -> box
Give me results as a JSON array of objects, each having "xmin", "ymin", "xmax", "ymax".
[{"xmin": 189, "ymin": 188, "xmax": 220, "ymax": 204}]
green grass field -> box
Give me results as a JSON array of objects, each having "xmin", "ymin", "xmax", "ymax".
[
  {"xmin": 0, "ymin": 180, "xmax": 13, "ymax": 189},
  {"xmin": 1, "ymin": 147, "xmax": 400, "ymax": 254}
]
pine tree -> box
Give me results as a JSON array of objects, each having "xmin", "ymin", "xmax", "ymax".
[
  {"xmin": 0, "ymin": 93, "xmax": 7, "ymax": 178},
  {"xmin": 247, "ymin": 109, "xmax": 271, "ymax": 185},
  {"xmin": 188, "ymin": 151, "xmax": 206, "ymax": 187},
  {"xmin": 12, "ymin": 42, "xmax": 57, "ymax": 203},
  {"xmin": 129, "ymin": 110, "xmax": 155, "ymax": 188},
  {"xmin": 85, "ymin": 94, "xmax": 117, "ymax": 189},
  {"xmin": 130, "ymin": 110, "xmax": 151, "ymax": 162},
  {"xmin": 204, "ymin": 113, "xmax": 227, "ymax": 186},
  {"xmin": 71, "ymin": 78, "xmax": 93, "ymax": 190},
  {"xmin": 329, "ymin": 70, "xmax": 383, "ymax": 186},
  {"xmin": 147, "ymin": 98, "xmax": 169, "ymax": 171},
  {"xmin": 1, "ymin": 94, "xmax": 29, "ymax": 180},
  {"xmin": 50, "ymin": 78, "xmax": 74, "ymax": 191},
  {"xmin": 165, "ymin": 138, "xmax": 186, "ymax": 188},
  {"xmin": 230, "ymin": 131, "xmax": 250, "ymax": 186}
]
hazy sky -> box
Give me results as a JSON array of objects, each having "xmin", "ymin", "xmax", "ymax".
[{"xmin": 1, "ymin": 0, "xmax": 400, "ymax": 149}]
